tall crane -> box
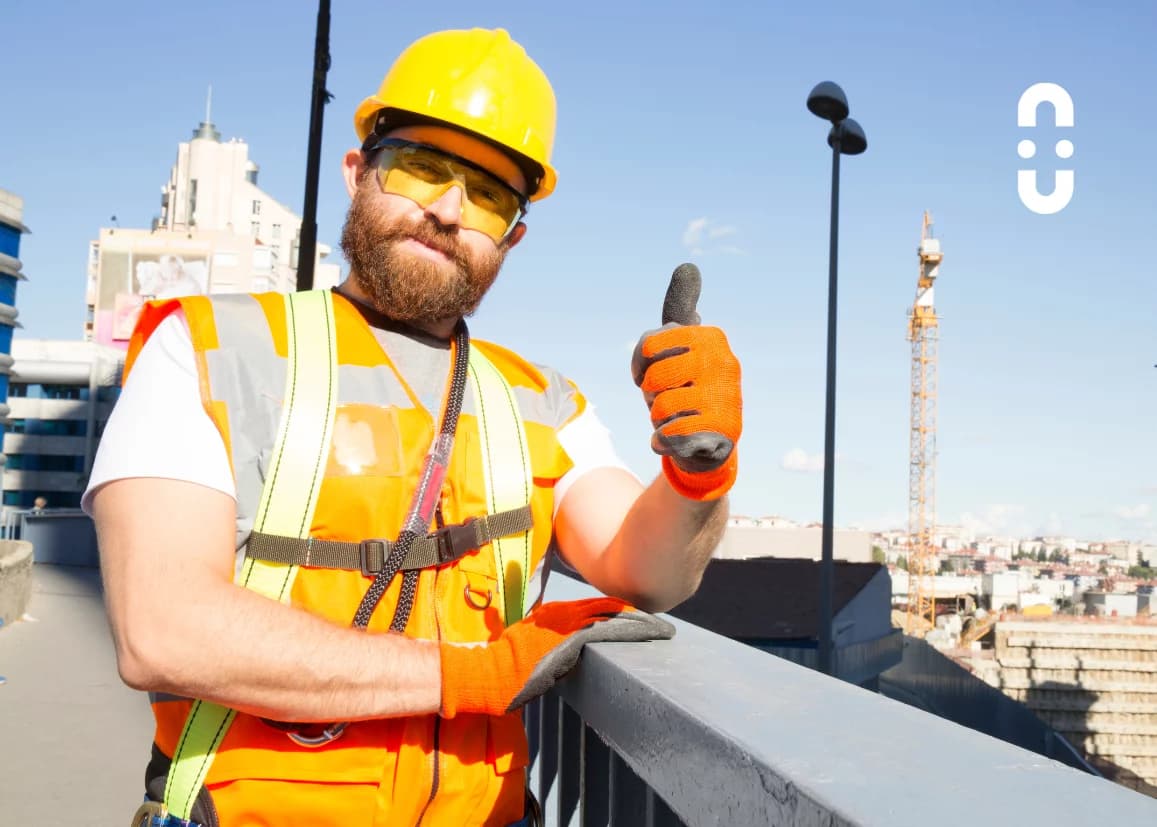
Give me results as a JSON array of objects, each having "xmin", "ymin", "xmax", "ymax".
[{"xmin": 906, "ymin": 211, "xmax": 942, "ymax": 634}]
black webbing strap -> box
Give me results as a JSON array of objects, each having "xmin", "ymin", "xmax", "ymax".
[
  {"xmin": 244, "ymin": 505, "xmax": 533, "ymax": 576},
  {"xmin": 354, "ymin": 320, "xmax": 472, "ymax": 631}
]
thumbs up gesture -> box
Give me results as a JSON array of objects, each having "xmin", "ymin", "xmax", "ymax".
[{"xmin": 630, "ymin": 264, "xmax": 743, "ymax": 502}]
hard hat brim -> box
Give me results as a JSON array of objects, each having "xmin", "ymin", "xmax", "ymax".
[{"xmin": 355, "ymin": 101, "xmax": 556, "ymax": 202}]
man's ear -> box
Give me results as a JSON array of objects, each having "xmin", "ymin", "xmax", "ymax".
[
  {"xmin": 342, "ymin": 149, "xmax": 366, "ymax": 198},
  {"xmin": 502, "ymin": 222, "xmax": 528, "ymax": 252}
]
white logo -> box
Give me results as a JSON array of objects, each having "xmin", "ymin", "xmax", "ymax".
[{"xmin": 1017, "ymin": 83, "xmax": 1075, "ymax": 214}]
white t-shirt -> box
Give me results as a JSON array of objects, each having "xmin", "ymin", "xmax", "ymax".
[{"xmin": 82, "ymin": 312, "xmax": 635, "ymax": 520}]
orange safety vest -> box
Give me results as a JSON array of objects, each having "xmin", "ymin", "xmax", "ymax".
[{"xmin": 124, "ymin": 289, "xmax": 584, "ymax": 826}]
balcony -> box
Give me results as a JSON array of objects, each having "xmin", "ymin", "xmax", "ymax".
[
  {"xmin": 526, "ymin": 573, "xmax": 1157, "ymax": 825},
  {"xmin": 1, "ymin": 550, "xmax": 1154, "ymax": 824}
]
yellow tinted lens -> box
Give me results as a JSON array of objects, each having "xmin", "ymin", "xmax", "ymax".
[
  {"xmin": 462, "ymin": 168, "xmax": 522, "ymax": 220},
  {"xmin": 459, "ymin": 200, "xmax": 511, "ymax": 240},
  {"xmin": 376, "ymin": 145, "xmax": 524, "ymax": 240},
  {"xmin": 380, "ymin": 165, "xmax": 446, "ymax": 205}
]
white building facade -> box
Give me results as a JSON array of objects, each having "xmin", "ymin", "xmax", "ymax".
[
  {"xmin": 85, "ymin": 112, "xmax": 341, "ymax": 347},
  {"xmin": 2, "ymin": 339, "xmax": 124, "ymax": 513}
]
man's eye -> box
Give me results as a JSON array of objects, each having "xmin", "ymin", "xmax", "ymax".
[{"xmin": 475, "ymin": 188, "xmax": 502, "ymax": 206}]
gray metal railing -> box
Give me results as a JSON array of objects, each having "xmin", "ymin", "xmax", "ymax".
[{"xmin": 528, "ymin": 575, "xmax": 1157, "ymax": 826}]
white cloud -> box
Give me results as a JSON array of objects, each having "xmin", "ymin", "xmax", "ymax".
[
  {"xmin": 782, "ymin": 449, "xmax": 825, "ymax": 473},
  {"xmin": 682, "ymin": 217, "xmax": 709, "ymax": 249},
  {"xmin": 1114, "ymin": 504, "xmax": 1151, "ymax": 521},
  {"xmin": 681, "ymin": 217, "xmax": 742, "ymax": 255},
  {"xmin": 959, "ymin": 504, "xmax": 1027, "ymax": 538}
]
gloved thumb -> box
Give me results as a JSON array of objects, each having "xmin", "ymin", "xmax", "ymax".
[{"xmin": 662, "ymin": 263, "xmax": 702, "ymax": 326}]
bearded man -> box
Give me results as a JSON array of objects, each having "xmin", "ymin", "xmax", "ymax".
[{"xmin": 86, "ymin": 27, "xmax": 743, "ymax": 827}]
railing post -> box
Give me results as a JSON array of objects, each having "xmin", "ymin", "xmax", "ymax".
[
  {"xmin": 557, "ymin": 699, "xmax": 582, "ymax": 826},
  {"xmin": 580, "ymin": 725, "xmax": 611, "ymax": 825},
  {"xmin": 608, "ymin": 753, "xmax": 648, "ymax": 826}
]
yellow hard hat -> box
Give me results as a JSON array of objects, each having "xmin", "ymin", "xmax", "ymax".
[{"xmin": 355, "ymin": 28, "xmax": 558, "ymax": 201}]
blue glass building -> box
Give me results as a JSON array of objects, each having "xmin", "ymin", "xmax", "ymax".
[{"xmin": 0, "ymin": 189, "xmax": 28, "ymax": 422}]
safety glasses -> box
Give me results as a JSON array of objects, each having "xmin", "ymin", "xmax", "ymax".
[{"xmin": 369, "ymin": 139, "xmax": 527, "ymax": 242}]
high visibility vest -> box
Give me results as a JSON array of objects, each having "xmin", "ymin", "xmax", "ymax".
[{"xmin": 125, "ymin": 289, "xmax": 584, "ymax": 826}]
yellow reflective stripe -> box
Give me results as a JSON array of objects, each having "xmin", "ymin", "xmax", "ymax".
[
  {"xmin": 468, "ymin": 348, "xmax": 534, "ymax": 625},
  {"xmin": 162, "ymin": 290, "xmax": 337, "ymax": 819}
]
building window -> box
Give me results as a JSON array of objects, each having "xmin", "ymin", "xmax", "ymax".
[
  {"xmin": 41, "ymin": 384, "xmax": 86, "ymax": 401},
  {"xmin": 251, "ymin": 221, "xmax": 261, "ymax": 237},
  {"xmin": 1, "ymin": 420, "xmax": 87, "ymax": 438},
  {"xmin": 272, "ymin": 223, "xmax": 281, "ymax": 239},
  {"xmin": 252, "ymin": 200, "xmax": 262, "ymax": 216},
  {"xmin": 3, "ymin": 454, "xmax": 85, "ymax": 472},
  {"xmin": 9, "ymin": 383, "xmax": 27, "ymax": 398}
]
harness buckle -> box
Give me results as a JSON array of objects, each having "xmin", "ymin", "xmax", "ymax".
[
  {"xmin": 359, "ymin": 539, "xmax": 388, "ymax": 576},
  {"xmin": 433, "ymin": 519, "xmax": 482, "ymax": 564},
  {"xmin": 131, "ymin": 799, "xmax": 202, "ymax": 827},
  {"xmin": 286, "ymin": 721, "xmax": 348, "ymax": 748}
]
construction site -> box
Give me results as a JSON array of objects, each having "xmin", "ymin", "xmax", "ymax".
[{"xmin": 890, "ymin": 213, "xmax": 1157, "ymax": 799}]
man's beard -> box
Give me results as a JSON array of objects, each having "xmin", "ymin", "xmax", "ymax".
[{"xmin": 339, "ymin": 176, "xmax": 506, "ymax": 325}]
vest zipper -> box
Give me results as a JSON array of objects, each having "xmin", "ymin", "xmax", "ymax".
[{"xmin": 414, "ymin": 504, "xmax": 447, "ymax": 827}]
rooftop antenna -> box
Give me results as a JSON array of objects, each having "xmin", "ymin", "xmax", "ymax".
[{"xmin": 193, "ymin": 84, "xmax": 220, "ymax": 141}]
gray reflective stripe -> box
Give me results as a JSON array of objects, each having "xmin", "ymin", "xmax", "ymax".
[
  {"xmin": 196, "ymin": 294, "xmax": 572, "ymax": 552},
  {"xmin": 529, "ymin": 364, "xmax": 582, "ymax": 430},
  {"xmin": 149, "ymin": 692, "xmax": 193, "ymax": 704}
]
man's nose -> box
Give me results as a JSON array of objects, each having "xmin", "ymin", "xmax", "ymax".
[{"xmin": 424, "ymin": 182, "xmax": 464, "ymax": 228}]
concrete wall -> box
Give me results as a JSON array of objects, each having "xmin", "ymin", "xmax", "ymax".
[
  {"xmin": 972, "ymin": 621, "xmax": 1157, "ymax": 797},
  {"xmin": 21, "ymin": 512, "xmax": 99, "ymax": 567},
  {"xmin": 714, "ymin": 525, "xmax": 873, "ymax": 563},
  {"xmin": 0, "ymin": 539, "xmax": 33, "ymax": 627}
]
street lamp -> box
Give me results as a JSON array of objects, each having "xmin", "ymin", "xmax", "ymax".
[
  {"xmin": 297, "ymin": 0, "xmax": 333, "ymax": 292},
  {"xmin": 807, "ymin": 81, "xmax": 867, "ymax": 677}
]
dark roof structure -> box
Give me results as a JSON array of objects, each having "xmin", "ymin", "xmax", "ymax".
[{"xmin": 665, "ymin": 557, "xmax": 884, "ymax": 641}]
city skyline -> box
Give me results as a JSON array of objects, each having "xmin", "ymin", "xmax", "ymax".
[{"xmin": 2, "ymin": 1, "xmax": 1154, "ymax": 543}]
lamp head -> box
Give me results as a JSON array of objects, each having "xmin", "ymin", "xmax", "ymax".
[
  {"xmin": 807, "ymin": 81, "xmax": 850, "ymax": 122},
  {"xmin": 828, "ymin": 118, "xmax": 868, "ymax": 155}
]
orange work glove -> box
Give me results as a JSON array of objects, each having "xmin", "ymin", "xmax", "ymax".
[
  {"xmin": 631, "ymin": 263, "xmax": 743, "ymax": 501},
  {"xmin": 439, "ymin": 597, "xmax": 675, "ymax": 718}
]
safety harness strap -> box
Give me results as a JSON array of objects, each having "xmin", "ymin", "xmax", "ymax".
[
  {"xmin": 160, "ymin": 289, "xmax": 338, "ymax": 821},
  {"xmin": 244, "ymin": 504, "xmax": 533, "ymax": 574},
  {"xmin": 469, "ymin": 349, "xmax": 535, "ymax": 625}
]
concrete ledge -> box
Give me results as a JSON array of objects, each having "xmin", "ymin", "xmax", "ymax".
[
  {"xmin": 0, "ymin": 540, "xmax": 33, "ymax": 628},
  {"xmin": 536, "ymin": 575, "xmax": 1157, "ymax": 825}
]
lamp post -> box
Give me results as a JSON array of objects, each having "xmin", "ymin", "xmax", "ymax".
[
  {"xmin": 297, "ymin": 0, "xmax": 332, "ymax": 292},
  {"xmin": 807, "ymin": 81, "xmax": 867, "ymax": 677}
]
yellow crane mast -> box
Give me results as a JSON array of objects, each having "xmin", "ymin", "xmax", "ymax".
[{"xmin": 906, "ymin": 211, "xmax": 942, "ymax": 634}]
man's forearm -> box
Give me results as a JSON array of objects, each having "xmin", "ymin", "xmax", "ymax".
[
  {"xmin": 110, "ymin": 572, "xmax": 442, "ymax": 723},
  {"xmin": 95, "ymin": 479, "xmax": 444, "ymax": 724},
  {"xmin": 598, "ymin": 474, "xmax": 728, "ymax": 613}
]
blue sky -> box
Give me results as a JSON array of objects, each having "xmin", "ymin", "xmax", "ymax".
[{"xmin": 2, "ymin": 0, "xmax": 1155, "ymax": 543}]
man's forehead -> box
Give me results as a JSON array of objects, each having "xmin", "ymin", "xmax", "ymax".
[{"xmin": 384, "ymin": 125, "xmax": 527, "ymax": 194}]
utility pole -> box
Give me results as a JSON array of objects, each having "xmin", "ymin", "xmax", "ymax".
[
  {"xmin": 297, "ymin": 0, "xmax": 332, "ymax": 292},
  {"xmin": 806, "ymin": 81, "xmax": 868, "ymax": 677}
]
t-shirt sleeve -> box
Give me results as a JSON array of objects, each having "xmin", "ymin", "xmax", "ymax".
[
  {"xmin": 81, "ymin": 310, "xmax": 237, "ymax": 515},
  {"xmin": 539, "ymin": 365, "xmax": 639, "ymax": 518}
]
